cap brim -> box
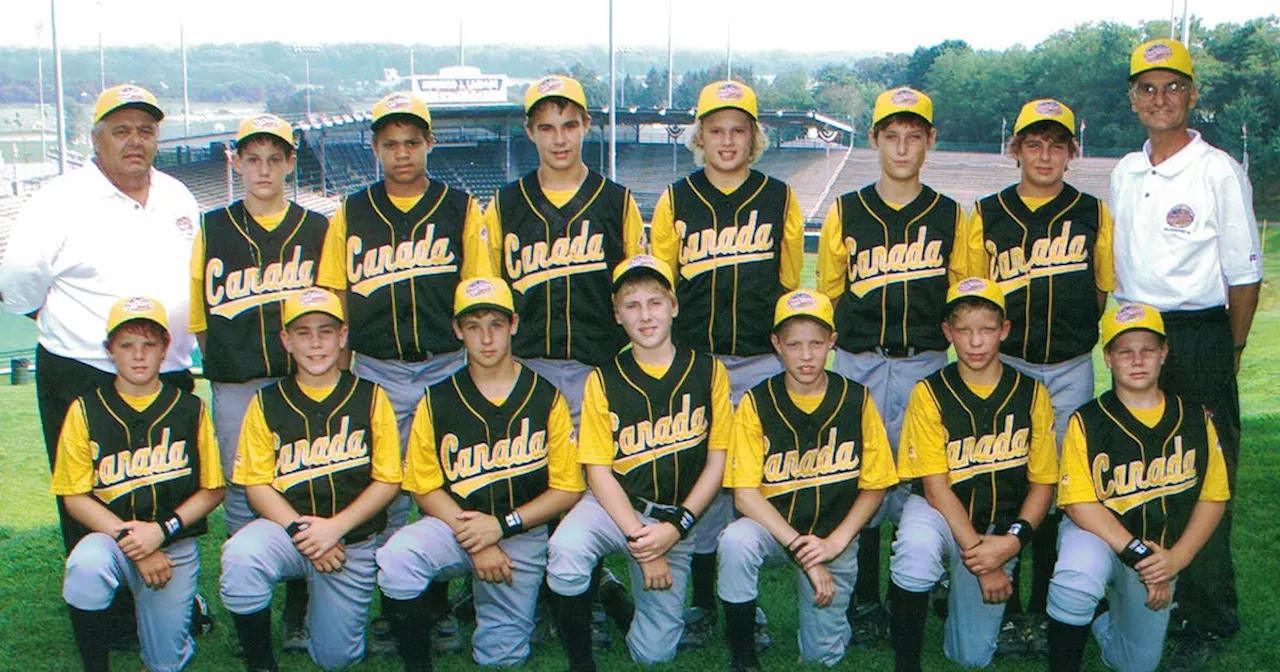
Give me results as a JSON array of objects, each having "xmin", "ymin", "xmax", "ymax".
[
  {"xmin": 612, "ymin": 267, "xmax": 672, "ymax": 292},
  {"xmin": 945, "ymin": 295, "xmax": 1003, "ymax": 314},
  {"xmin": 873, "ymin": 109, "xmax": 931, "ymax": 127},
  {"xmin": 371, "ymin": 113, "xmax": 429, "ymax": 131},
  {"xmin": 107, "ymin": 316, "xmax": 169, "ymax": 335},
  {"xmin": 773, "ymin": 314, "xmax": 834, "ymax": 333},
  {"xmin": 236, "ymin": 131, "xmax": 295, "ymax": 148},
  {"xmin": 285, "ymin": 308, "xmax": 345, "ymax": 326},
  {"xmin": 98, "ymin": 102, "xmax": 164, "ymax": 124},
  {"xmin": 1129, "ymin": 66, "xmax": 1193, "ymax": 81},
  {"xmin": 699, "ymin": 103, "xmax": 756, "ymax": 120},
  {"xmin": 455, "ymin": 303, "xmax": 514, "ymax": 319},
  {"xmin": 525, "ymin": 94, "xmax": 586, "ymax": 115},
  {"xmin": 1015, "ymin": 118, "xmax": 1074, "ymax": 136},
  {"xmin": 1105, "ymin": 326, "xmax": 1164, "ymax": 346}
]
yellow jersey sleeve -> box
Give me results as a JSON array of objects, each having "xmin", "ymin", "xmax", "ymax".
[
  {"xmin": 726, "ymin": 391, "xmax": 766, "ymax": 489},
  {"xmin": 479, "ymin": 199, "xmax": 503, "ymax": 278},
  {"xmin": 709, "ymin": 359, "xmax": 733, "ymax": 452},
  {"xmin": 623, "ymin": 193, "xmax": 646, "ymax": 257},
  {"xmin": 968, "ymin": 208, "xmax": 991, "ymax": 279},
  {"xmin": 950, "ymin": 205, "xmax": 987, "ymax": 284},
  {"xmin": 316, "ymin": 203, "xmax": 348, "ymax": 290},
  {"xmin": 897, "ymin": 382, "xmax": 950, "ymax": 479},
  {"xmin": 403, "ymin": 395, "xmax": 443, "ymax": 494},
  {"xmin": 460, "ymin": 197, "xmax": 493, "ymax": 279},
  {"xmin": 649, "ymin": 188, "xmax": 680, "ymax": 276},
  {"xmin": 577, "ymin": 370, "xmax": 616, "ymax": 466},
  {"xmin": 1027, "ymin": 382, "xmax": 1059, "ymax": 484},
  {"xmin": 546, "ymin": 393, "xmax": 587, "ymax": 492},
  {"xmin": 1057, "ymin": 414, "xmax": 1099, "ymax": 506},
  {"xmin": 189, "ymin": 231, "xmax": 207, "ymax": 333},
  {"xmin": 1199, "ymin": 416, "xmax": 1231, "ymax": 502},
  {"xmin": 50, "ymin": 399, "xmax": 94, "ymax": 496},
  {"xmin": 858, "ymin": 395, "xmax": 900, "ymax": 490},
  {"xmin": 779, "ymin": 187, "xmax": 806, "ymax": 290},
  {"xmin": 817, "ymin": 201, "xmax": 847, "ymax": 300},
  {"xmin": 232, "ymin": 395, "xmax": 279, "ymax": 487},
  {"xmin": 369, "ymin": 386, "xmax": 403, "ymax": 484},
  {"xmin": 1094, "ymin": 202, "xmax": 1116, "ymax": 293},
  {"xmin": 196, "ymin": 402, "xmax": 225, "ymax": 489}
]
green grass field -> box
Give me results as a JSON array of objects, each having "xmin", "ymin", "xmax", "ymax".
[{"xmin": 2, "ymin": 242, "xmax": 1279, "ymax": 671}]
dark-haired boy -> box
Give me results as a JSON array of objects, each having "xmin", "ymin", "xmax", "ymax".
[
  {"xmin": 889, "ymin": 278, "xmax": 1057, "ymax": 671},
  {"xmin": 971, "ymin": 98, "xmax": 1114, "ymax": 654},
  {"xmin": 718, "ymin": 289, "xmax": 898, "ymax": 671},
  {"xmin": 816, "ymin": 87, "xmax": 984, "ymax": 638},
  {"xmin": 53, "ymin": 296, "xmax": 225, "ymax": 672},
  {"xmin": 1045, "ymin": 303, "xmax": 1229, "ymax": 672}
]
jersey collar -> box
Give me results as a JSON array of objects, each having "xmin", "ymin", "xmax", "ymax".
[{"xmin": 1137, "ymin": 129, "xmax": 1208, "ymax": 177}]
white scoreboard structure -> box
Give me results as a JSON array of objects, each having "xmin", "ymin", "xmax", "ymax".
[{"xmin": 391, "ymin": 66, "xmax": 509, "ymax": 106}]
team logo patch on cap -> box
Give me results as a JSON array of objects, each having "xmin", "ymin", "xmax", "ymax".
[
  {"xmin": 786, "ymin": 292, "xmax": 817, "ymax": 310},
  {"xmin": 384, "ymin": 94, "xmax": 413, "ymax": 111},
  {"xmin": 891, "ymin": 88, "xmax": 919, "ymax": 106},
  {"xmin": 538, "ymin": 77, "xmax": 565, "ymax": 95},
  {"xmin": 122, "ymin": 297, "xmax": 155, "ymax": 314},
  {"xmin": 251, "ymin": 115, "xmax": 281, "ymax": 129},
  {"xmin": 298, "ymin": 288, "xmax": 329, "ymax": 306},
  {"xmin": 628, "ymin": 256, "xmax": 658, "ymax": 270},
  {"xmin": 465, "ymin": 278, "xmax": 495, "ymax": 298},
  {"xmin": 1144, "ymin": 42, "xmax": 1174, "ymax": 64},
  {"xmin": 1166, "ymin": 204, "xmax": 1195, "ymax": 228},
  {"xmin": 1114, "ymin": 304, "xmax": 1148, "ymax": 324},
  {"xmin": 174, "ymin": 216, "xmax": 194, "ymax": 239},
  {"xmin": 957, "ymin": 277, "xmax": 988, "ymax": 293},
  {"xmin": 1035, "ymin": 100, "xmax": 1064, "ymax": 117},
  {"xmin": 117, "ymin": 86, "xmax": 148, "ymax": 103},
  {"xmin": 717, "ymin": 83, "xmax": 743, "ymax": 101}
]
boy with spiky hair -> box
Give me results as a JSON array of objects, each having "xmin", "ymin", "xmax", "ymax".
[
  {"xmin": 546, "ymin": 255, "xmax": 731, "ymax": 670},
  {"xmin": 53, "ymin": 296, "xmax": 225, "ymax": 672}
]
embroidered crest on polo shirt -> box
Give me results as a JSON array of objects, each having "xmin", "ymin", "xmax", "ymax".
[
  {"xmin": 1165, "ymin": 204, "xmax": 1195, "ymax": 229},
  {"xmin": 174, "ymin": 216, "xmax": 194, "ymax": 239}
]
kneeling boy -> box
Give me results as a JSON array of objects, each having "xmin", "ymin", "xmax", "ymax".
[
  {"xmin": 547, "ymin": 256, "xmax": 732, "ymax": 670},
  {"xmin": 718, "ymin": 289, "xmax": 898, "ymax": 670},
  {"xmin": 220, "ymin": 288, "xmax": 402, "ymax": 671},
  {"xmin": 54, "ymin": 297, "xmax": 225, "ymax": 672},
  {"xmin": 889, "ymin": 278, "xmax": 1057, "ymax": 670},
  {"xmin": 377, "ymin": 276, "xmax": 583, "ymax": 670}
]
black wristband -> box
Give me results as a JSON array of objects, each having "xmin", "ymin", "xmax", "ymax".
[
  {"xmin": 1005, "ymin": 519, "xmax": 1034, "ymax": 549},
  {"xmin": 673, "ymin": 506, "xmax": 697, "ymax": 540},
  {"xmin": 499, "ymin": 510, "xmax": 524, "ymax": 538},
  {"xmin": 160, "ymin": 514, "xmax": 183, "ymax": 541},
  {"xmin": 285, "ymin": 521, "xmax": 308, "ymax": 538},
  {"xmin": 1118, "ymin": 537, "xmax": 1153, "ymax": 569}
]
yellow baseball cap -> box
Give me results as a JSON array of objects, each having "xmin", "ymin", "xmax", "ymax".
[
  {"xmin": 93, "ymin": 84, "xmax": 164, "ymax": 124},
  {"xmin": 106, "ymin": 296, "xmax": 168, "ymax": 334},
  {"xmin": 282, "ymin": 287, "xmax": 345, "ymax": 326},
  {"xmin": 236, "ymin": 114, "xmax": 295, "ymax": 148},
  {"xmin": 612, "ymin": 255, "xmax": 675, "ymax": 292},
  {"xmin": 872, "ymin": 87, "xmax": 933, "ymax": 126},
  {"xmin": 946, "ymin": 277, "xmax": 1006, "ymax": 312},
  {"xmin": 1130, "ymin": 38, "xmax": 1194, "ymax": 80},
  {"xmin": 454, "ymin": 277, "xmax": 515, "ymax": 318},
  {"xmin": 525, "ymin": 75, "xmax": 589, "ymax": 114},
  {"xmin": 372, "ymin": 92, "xmax": 432, "ymax": 131},
  {"xmin": 773, "ymin": 289, "xmax": 835, "ymax": 331},
  {"xmin": 1100, "ymin": 303, "xmax": 1166, "ymax": 347},
  {"xmin": 1014, "ymin": 98, "xmax": 1076, "ymax": 136},
  {"xmin": 696, "ymin": 80, "xmax": 758, "ymax": 120}
]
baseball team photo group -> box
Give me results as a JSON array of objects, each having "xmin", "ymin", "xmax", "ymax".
[{"xmin": 0, "ymin": 5, "xmax": 1275, "ymax": 672}]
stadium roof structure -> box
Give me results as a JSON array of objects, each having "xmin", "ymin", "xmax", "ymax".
[{"xmin": 157, "ymin": 104, "xmax": 855, "ymax": 150}]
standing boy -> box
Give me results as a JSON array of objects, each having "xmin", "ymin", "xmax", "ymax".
[
  {"xmin": 648, "ymin": 80, "xmax": 805, "ymax": 646},
  {"xmin": 377, "ymin": 276, "xmax": 584, "ymax": 670},
  {"xmin": 546, "ymin": 255, "xmax": 731, "ymax": 670},
  {"xmin": 718, "ymin": 289, "xmax": 898, "ymax": 671},
  {"xmin": 889, "ymin": 278, "xmax": 1057, "ymax": 671},
  {"xmin": 816, "ymin": 87, "xmax": 983, "ymax": 638},
  {"xmin": 53, "ymin": 296, "xmax": 224, "ymax": 672},
  {"xmin": 220, "ymin": 287, "xmax": 402, "ymax": 671}
]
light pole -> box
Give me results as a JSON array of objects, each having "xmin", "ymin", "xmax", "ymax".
[
  {"xmin": 180, "ymin": 17, "xmax": 190, "ymax": 138},
  {"xmin": 97, "ymin": 0, "xmax": 105, "ymax": 92},
  {"xmin": 36, "ymin": 20, "xmax": 47, "ymax": 164},
  {"xmin": 51, "ymin": 0, "xmax": 68, "ymax": 174},
  {"xmin": 608, "ymin": 0, "xmax": 616, "ymax": 181},
  {"xmin": 617, "ymin": 45, "xmax": 632, "ymax": 108},
  {"xmin": 293, "ymin": 45, "xmax": 321, "ymax": 119},
  {"xmin": 1000, "ymin": 117, "xmax": 1007, "ymax": 154}
]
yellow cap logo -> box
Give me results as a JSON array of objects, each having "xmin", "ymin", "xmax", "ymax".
[
  {"xmin": 1114, "ymin": 304, "xmax": 1148, "ymax": 324},
  {"xmin": 1035, "ymin": 100, "xmax": 1064, "ymax": 117},
  {"xmin": 1144, "ymin": 42, "xmax": 1175, "ymax": 64},
  {"xmin": 298, "ymin": 288, "xmax": 329, "ymax": 306},
  {"xmin": 250, "ymin": 115, "xmax": 280, "ymax": 130},
  {"xmin": 384, "ymin": 93, "xmax": 413, "ymax": 111},
  {"xmin": 116, "ymin": 86, "xmax": 149, "ymax": 103},
  {"xmin": 957, "ymin": 278, "xmax": 988, "ymax": 293},
  {"xmin": 464, "ymin": 278, "xmax": 495, "ymax": 298},
  {"xmin": 717, "ymin": 83, "xmax": 744, "ymax": 101},
  {"xmin": 786, "ymin": 292, "xmax": 817, "ymax": 310},
  {"xmin": 891, "ymin": 88, "xmax": 919, "ymax": 106},
  {"xmin": 538, "ymin": 77, "xmax": 565, "ymax": 95},
  {"xmin": 121, "ymin": 296, "xmax": 155, "ymax": 314}
]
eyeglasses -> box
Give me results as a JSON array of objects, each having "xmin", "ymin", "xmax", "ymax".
[{"xmin": 1132, "ymin": 81, "xmax": 1192, "ymax": 100}]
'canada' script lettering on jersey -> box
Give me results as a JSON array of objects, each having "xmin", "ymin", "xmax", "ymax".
[
  {"xmin": 611, "ymin": 394, "xmax": 708, "ymax": 474},
  {"xmin": 760, "ymin": 427, "xmax": 861, "ymax": 497},
  {"xmin": 272, "ymin": 416, "xmax": 371, "ymax": 491},
  {"xmin": 946, "ymin": 414, "xmax": 1030, "ymax": 484},
  {"xmin": 846, "ymin": 227, "xmax": 946, "ymax": 297},
  {"xmin": 988, "ymin": 221, "xmax": 1090, "ymax": 293},
  {"xmin": 92, "ymin": 428, "xmax": 193, "ymax": 503},
  {"xmin": 346, "ymin": 224, "xmax": 458, "ymax": 297},
  {"xmin": 1092, "ymin": 437, "xmax": 1198, "ymax": 515},
  {"xmin": 206, "ymin": 245, "xmax": 315, "ymax": 319},
  {"xmin": 676, "ymin": 210, "xmax": 775, "ymax": 279},
  {"xmin": 504, "ymin": 221, "xmax": 607, "ymax": 293},
  {"xmin": 442, "ymin": 418, "xmax": 550, "ymax": 498}
]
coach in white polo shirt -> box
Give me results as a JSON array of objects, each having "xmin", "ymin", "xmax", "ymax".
[
  {"xmin": 0, "ymin": 84, "xmax": 200, "ymax": 553},
  {"xmin": 1111, "ymin": 38, "xmax": 1260, "ymax": 660}
]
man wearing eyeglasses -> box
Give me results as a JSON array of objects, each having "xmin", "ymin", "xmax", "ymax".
[{"xmin": 1108, "ymin": 37, "xmax": 1260, "ymax": 672}]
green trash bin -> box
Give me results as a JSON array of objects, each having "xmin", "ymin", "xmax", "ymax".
[{"xmin": 10, "ymin": 358, "xmax": 30, "ymax": 385}]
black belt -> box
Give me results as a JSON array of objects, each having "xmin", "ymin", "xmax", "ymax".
[
  {"xmin": 872, "ymin": 345, "xmax": 920, "ymax": 358},
  {"xmin": 1159, "ymin": 306, "xmax": 1228, "ymax": 327},
  {"xmin": 628, "ymin": 494, "xmax": 678, "ymax": 519}
]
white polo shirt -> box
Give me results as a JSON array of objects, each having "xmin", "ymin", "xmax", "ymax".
[
  {"xmin": 1111, "ymin": 130, "xmax": 1263, "ymax": 312},
  {"xmin": 0, "ymin": 163, "xmax": 200, "ymax": 373}
]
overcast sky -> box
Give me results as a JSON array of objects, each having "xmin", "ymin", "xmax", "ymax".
[{"xmin": 2, "ymin": 1, "xmax": 1274, "ymax": 54}]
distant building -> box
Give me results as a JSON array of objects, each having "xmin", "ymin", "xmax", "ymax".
[{"xmin": 380, "ymin": 66, "xmax": 509, "ymax": 106}]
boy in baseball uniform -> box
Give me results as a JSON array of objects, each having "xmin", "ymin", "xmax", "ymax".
[
  {"xmin": 889, "ymin": 278, "xmax": 1057, "ymax": 670},
  {"xmin": 1046, "ymin": 303, "xmax": 1229, "ymax": 672},
  {"xmin": 546, "ymin": 255, "xmax": 731, "ymax": 670},
  {"xmin": 718, "ymin": 289, "xmax": 898, "ymax": 671},
  {"xmin": 376, "ymin": 276, "xmax": 584, "ymax": 670},
  {"xmin": 52, "ymin": 296, "xmax": 224, "ymax": 672},
  {"xmin": 220, "ymin": 288, "xmax": 402, "ymax": 671}
]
